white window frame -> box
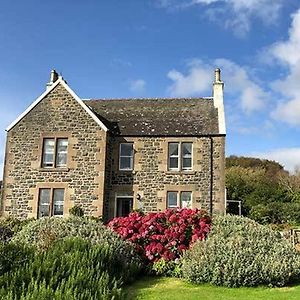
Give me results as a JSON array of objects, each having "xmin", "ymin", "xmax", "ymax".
[
  {"xmin": 119, "ymin": 143, "xmax": 134, "ymax": 171},
  {"xmin": 167, "ymin": 191, "xmax": 192, "ymax": 209},
  {"xmin": 38, "ymin": 188, "xmax": 65, "ymax": 218},
  {"xmin": 168, "ymin": 142, "xmax": 193, "ymax": 171},
  {"xmin": 42, "ymin": 137, "xmax": 68, "ymax": 168},
  {"xmin": 181, "ymin": 142, "xmax": 193, "ymax": 171},
  {"xmin": 167, "ymin": 191, "xmax": 179, "ymax": 208}
]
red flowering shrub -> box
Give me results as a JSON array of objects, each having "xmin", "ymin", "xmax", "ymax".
[{"xmin": 107, "ymin": 208, "xmax": 211, "ymax": 263}]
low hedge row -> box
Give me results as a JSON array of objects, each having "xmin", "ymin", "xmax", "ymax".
[{"xmin": 181, "ymin": 215, "xmax": 300, "ymax": 287}]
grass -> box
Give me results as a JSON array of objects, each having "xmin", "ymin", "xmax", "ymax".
[{"xmin": 125, "ymin": 277, "xmax": 300, "ymax": 300}]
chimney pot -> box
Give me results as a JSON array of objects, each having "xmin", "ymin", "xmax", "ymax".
[
  {"xmin": 46, "ymin": 69, "xmax": 59, "ymax": 90},
  {"xmin": 50, "ymin": 69, "xmax": 59, "ymax": 83},
  {"xmin": 215, "ymin": 68, "xmax": 221, "ymax": 82}
]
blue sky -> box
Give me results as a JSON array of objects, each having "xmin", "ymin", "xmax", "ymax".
[{"xmin": 1, "ymin": 0, "xmax": 300, "ymax": 174}]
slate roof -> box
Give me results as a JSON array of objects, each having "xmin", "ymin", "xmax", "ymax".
[{"xmin": 84, "ymin": 98, "xmax": 220, "ymax": 136}]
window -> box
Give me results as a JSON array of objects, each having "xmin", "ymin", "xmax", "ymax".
[
  {"xmin": 167, "ymin": 191, "xmax": 192, "ymax": 208},
  {"xmin": 116, "ymin": 195, "xmax": 133, "ymax": 217},
  {"xmin": 38, "ymin": 188, "xmax": 65, "ymax": 217},
  {"xmin": 119, "ymin": 143, "xmax": 134, "ymax": 170},
  {"xmin": 42, "ymin": 138, "xmax": 68, "ymax": 168},
  {"xmin": 168, "ymin": 142, "xmax": 192, "ymax": 171}
]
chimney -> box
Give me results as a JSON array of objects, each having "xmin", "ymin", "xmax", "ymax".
[
  {"xmin": 46, "ymin": 69, "xmax": 59, "ymax": 90},
  {"xmin": 213, "ymin": 68, "xmax": 226, "ymax": 134}
]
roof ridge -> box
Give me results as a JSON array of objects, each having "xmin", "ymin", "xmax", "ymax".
[{"xmin": 85, "ymin": 97, "xmax": 213, "ymax": 101}]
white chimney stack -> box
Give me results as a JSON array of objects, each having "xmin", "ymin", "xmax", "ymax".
[
  {"xmin": 213, "ymin": 68, "xmax": 226, "ymax": 134},
  {"xmin": 46, "ymin": 69, "xmax": 59, "ymax": 90}
]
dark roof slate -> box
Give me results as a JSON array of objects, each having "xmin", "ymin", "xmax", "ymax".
[{"xmin": 84, "ymin": 98, "xmax": 219, "ymax": 136}]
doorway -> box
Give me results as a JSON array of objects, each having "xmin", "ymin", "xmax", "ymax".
[{"xmin": 116, "ymin": 195, "xmax": 133, "ymax": 217}]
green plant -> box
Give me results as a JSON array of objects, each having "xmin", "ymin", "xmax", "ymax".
[
  {"xmin": 0, "ymin": 242, "xmax": 34, "ymax": 276},
  {"xmin": 0, "ymin": 238, "xmax": 139, "ymax": 299},
  {"xmin": 69, "ymin": 205, "xmax": 84, "ymax": 217},
  {"xmin": 0, "ymin": 217, "xmax": 34, "ymax": 242},
  {"xmin": 250, "ymin": 202, "xmax": 300, "ymax": 225},
  {"xmin": 182, "ymin": 215, "xmax": 300, "ymax": 287},
  {"xmin": 12, "ymin": 216, "xmax": 143, "ymax": 277},
  {"xmin": 151, "ymin": 259, "xmax": 182, "ymax": 277}
]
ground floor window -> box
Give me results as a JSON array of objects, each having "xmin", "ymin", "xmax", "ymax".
[
  {"xmin": 116, "ymin": 195, "xmax": 133, "ymax": 217},
  {"xmin": 167, "ymin": 191, "xmax": 192, "ymax": 209},
  {"xmin": 38, "ymin": 188, "xmax": 65, "ymax": 218}
]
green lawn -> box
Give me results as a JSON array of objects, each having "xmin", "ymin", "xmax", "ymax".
[{"xmin": 125, "ymin": 277, "xmax": 300, "ymax": 300}]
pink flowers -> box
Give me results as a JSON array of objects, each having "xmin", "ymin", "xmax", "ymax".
[{"xmin": 107, "ymin": 208, "xmax": 211, "ymax": 263}]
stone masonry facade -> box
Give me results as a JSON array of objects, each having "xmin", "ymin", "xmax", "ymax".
[
  {"xmin": 1, "ymin": 83, "xmax": 106, "ymax": 219},
  {"xmin": 1, "ymin": 71, "xmax": 226, "ymax": 221},
  {"xmin": 104, "ymin": 136, "xmax": 225, "ymax": 220}
]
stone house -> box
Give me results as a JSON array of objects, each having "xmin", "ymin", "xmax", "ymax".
[{"xmin": 1, "ymin": 69, "xmax": 226, "ymax": 221}]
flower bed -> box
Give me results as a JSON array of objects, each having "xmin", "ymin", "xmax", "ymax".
[{"xmin": 108, "ymin": 208, "xmax": 211, "ymax": 263}]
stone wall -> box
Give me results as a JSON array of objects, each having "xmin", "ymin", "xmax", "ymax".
[
  {"xmin": 105, "ymin": 135, "xmax": 225, "ymax": 220},
  {"xmin": 1, "ymin": 83, "xmax": 106, "ymax": 219},
  {"xmin": 1, "ymin": 82, "xmax": 225, "ymax": 220}
]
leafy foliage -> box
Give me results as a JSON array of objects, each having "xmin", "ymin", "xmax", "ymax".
[
  {"xmin": 0, "ymin": 238, "xmax": 139, "ymax": 299},
  {"xmin": 250, "ymin": 202, "xmax": 300, "ymax": 225},
  {"xmin": 12, "ymin": 216, "xmax": 143, "ymax": 273},
  {"xmin": 0, "ymin": 217, "xmax": 34, "ymax": 242},
  {"xmin": 69, "ymin": 205, "xmax": 84, "ymax": 217},
  {"xmin": 108, "ymin": 208, "xmax": 211, "ymax": 264},
  {"xmin": 182, "ymin": 215, "xmax": 300, "ymax": 287},
  {"xmin": 0, "ymin": 242, "xmax": 34, "ymax": 276}
]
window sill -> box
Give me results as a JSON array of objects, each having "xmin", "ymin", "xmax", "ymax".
[
  {"xmin": 166, "ymin": 170, "xmax": 195, "ymax": 175},
  {"xmin": 38, "ymin": 167, "xmax": 70, "ymax": 172}
]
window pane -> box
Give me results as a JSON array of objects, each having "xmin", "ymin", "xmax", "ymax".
[
  {"xmin": 120, "ymin": 157, "xmax": 132, "ymax": 170},
  {"xmin": 182, "ymin": 158, "xmax": 192, "ymax": 169},
  {"xmin": 119, "ymin": 144, "xmax": 133, "ymax": 170},
  {"xmin": 169, "ymin": 143, "xmax": 179, "ymax": 156},
  {"xmin": 167, "ymin": 192, "xmax": 178, "ymax": 208},
  {"xmin": 182, "ymin": 143, "xmax": 192, "ymax": 170},
  {"xmin": 182, "ymin": 143, "xmax": 192, "ymax": 157},
  {"xmin": 38, "ymin": 189, "xmax": 50, "ymax": 217},
  {"xmin": 56, "ymin": 139, "xmax": 68, "ymax": 167},
  {"xmin": 53, "ymin": 189, "xmax": 64, "ymax": 216},
  {"xmin": 169, "ymin": 157, "xmax": 179, "ymax": 169},
  {"xmin": 116, "ymin": 197, "xmax": 133, "ymax": 217},
  {"xmin": 42, "ymin": 139, "xmax": 54, "ymax": 167},
  {"xmin": 181, "ymin": 192, "xmax": 192, "ymax": 208},
  {"xmin": 120, "ymin": 143, "xmax": 133, "ymax": 156}
]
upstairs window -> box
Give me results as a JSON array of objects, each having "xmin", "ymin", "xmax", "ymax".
[
  {"xmin": 119, "ymin": 143, "xmax": 134, "ymax": 170},
  {"xmin": 167, "ymin": 191, "xmax": 192, "ymax": 209},
  {"xmin": 42, "ymin": 138, "xmax": 68, "ymax": 168},
  {"xmin": 38, "ymin": 188, "xmax": 65, "ymax": 218},
  {"xmin": 168, "ymin": 142, "xmax": 192, "ymax": 171}
]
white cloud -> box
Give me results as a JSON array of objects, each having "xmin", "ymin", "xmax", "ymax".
[
  {"xmin": 250, "ymin": 148, "xmax": 300, "ymax": 173},
  {"xmin": 268, "ymin": 9, "xmax": 300, "ymax": 126},
  {"xmin": 167, "ymin": 58, "xmax": 269, "ymax": 113},
  {"xmin": 167, "ymin": 59, "xmax": 212, "ymax": 96},
  {"xmin": 129, "ymin": 79, "xmax": 146, "ymax": 93},
  {"xmin": 154, "ymin": 0, "xmax": 283, "ymax": 36}
]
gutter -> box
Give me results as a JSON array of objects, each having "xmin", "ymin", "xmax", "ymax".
[{"xmin": 210, "ymin": 137, "xmax": 214, "ymax": 216}]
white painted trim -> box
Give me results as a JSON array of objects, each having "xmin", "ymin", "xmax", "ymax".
[
  {"xmin": 6, "ymin": 77, "xmax": 108, "ymax": 132},
  {"xmin": 119, "ymin": 143, "xmax": 134, "ymax": 171}
]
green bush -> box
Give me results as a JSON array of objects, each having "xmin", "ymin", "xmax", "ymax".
[
  {"xmin": 0, "ymin": 216, "xmax": 34, "ymax": 242},
  {"xmin": 151, "ymin": 259, "xmax": 182, "ymax": 277},
  {"xmin": 181, "ymin": 215, "xmax": 300, "ymax": 287},
  {"xmin": 12, "ymin": 216, "xmax": 143, "ymax": 281},
  {"xmin": 69, "ymin": 205, "xmax": 84, "ymax": 217},
  {"xmin": 0, "ymin": 238, "xmax": 137, "ymax": 299},
  {"xmin": 0, "ymin": 242, "xmax": 33, "ymax": 276},
  {"xmin": 250, "ymin": 202, "xmax": 300, "ymax": 225}
]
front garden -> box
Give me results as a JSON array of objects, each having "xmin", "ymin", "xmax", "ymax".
[{"xmin": 1, "ymin": 208, "xmax": 300, "ymax": 299}]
